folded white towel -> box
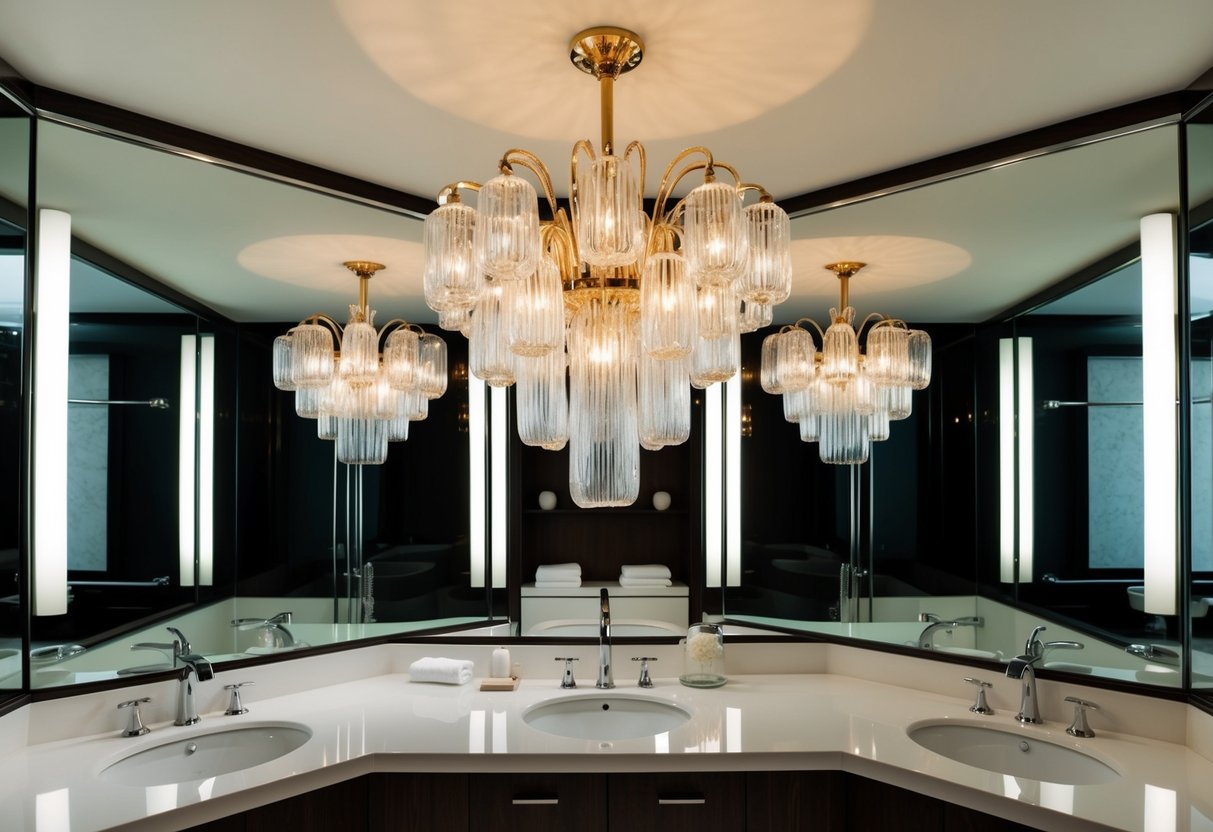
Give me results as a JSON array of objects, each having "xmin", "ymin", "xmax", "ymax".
[
  {"xmin": 618, "ymin": 576, "xmax": 673, "ymax": 587},
  {"xmin": 536, "ymin": 563, "xmax": 581, "ymax": 580},
  {"xmin": 534, "ymin": 579, "xmax": 582, "ymax": 588},
  {"xmin": 409, "ymin": 657, "xmax": 474, "ymax": 685},
  {"xmin": 620, "ymin": 564, "xmax": 672, "ymax": 580}
]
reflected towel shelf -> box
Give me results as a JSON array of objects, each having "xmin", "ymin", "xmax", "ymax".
[{"xmin": 522, "ymin": 580, "xmax": 688, "ymax": 598}]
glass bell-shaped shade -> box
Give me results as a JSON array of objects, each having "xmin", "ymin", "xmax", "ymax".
[
  {"xmin": 339, "ymin": 306, "xmax": 379, "ymax": 386},
  {"xmin": 640, "ymin": 252, "xmax": 696, "ymax": 359},
  {"xmin": 509, "ymin": 257, "xmax": 563, "ymax": 357},
  {"xmin": 319, "ymin": 372, "xmax": 347, "ymax": 418},
  {"xmin": 515, "ymin": 349, "xmax": 569, "ymax": 450},
  {"xmin": 383, "ymin": 328, "xmax": 419, "ymax": 391},
  {"xmin": 864, "ymin": 325, "xmax": 909, "ymax": 386},
  {"xmin": 638, "ymin": 352, "xmax": 690, "ymax": 449},
  {"xmin": 821, "ymin": 308, "xmax": 859, "ymax": 384},
  {"xmin": 337, "ymin": 377, "xmax": 377, "ymax": 419},
  {"xmin": 337, "ymin": 417, "xmax": 388, "ymax": 465},
  {"xmin": 423, "ymin": 200, "xmax": 481, "ymax": 311},
  {"xmin": 853, "ymin": 369, "xmax": 877, "ymax": 416},
  {"xmin": 372, "ymin": 376, "xmax": 399, "ymax": 421},
  {"xmin": 799, "ymin": 414, "xmax": 819, "ymax": 443},
  {"xmin": 907, "ymin": 329, "xmax": 932, "ymax": 390},
  {"xmin": 690, "ymin": 331, "xmax": 740, "ymax": 387},
  {"xmin": 439, "ymin": 306, "xmax": 472, "ymax": 335},
  {"xmin": 696, "ymin": 282, "xmax": 738, "ymax": 340},
  {"xmin": 317, "ymin": 412, "xmax": 338, "ymax": 440},
  {"xmin": 272, "ymin": 334, "xmax": 295, "ymax": 391},
  {"xmin": 774, "ymin": 328, "xmax": 816, "ymax": 392},
  {"xmin": 683, "ymin": 180, "xmax": 748, "ymax": 286},
  {"xmin": 869, "ymin": 391, "xmax": 891, "ymax": 442},
  {"xmin": 470, "ymin": 282, "xmax": 515, "ymax": 387},
  {"xmin": 290, "ymin": 323, "xmax": 335, "ymax": 389},
  {"xmin": 818, "ymin": 383, "xmax": 870, "ymax": 464},
  {"xmin": 739, "ymin": 299, "xmax": 772, "ymax": 334},
  {"xmin": 760, "ymin": 332, "xmax": 783, "ymax": 394},
  {"xmin": 888, "ymin": 385, "xmax": 913, "ymax": 420},
  {"xmin": 387, "ymin": 392, "xmax": 411, "ymax": 441},
  {"xmin": 567, "ymin": 300, "xmax": 639, "ymax": 508},
  {"xmin": 738, "ymin": 201, "xmax": 791, "ymax": 305},
  {"xmin": 783, "ymin": 386, "xmax": 811, "ymax": 423},
  {"xmin": 576, "ymin": 155, "xmax": 644, "ymax": 268},
  {"xmin": 475, "ymin": 173, "xmax": 540, "ymax": 281},
  {"xmin": 416, "ymin": 334, "xmax": 448, "ymax": 399},
  {"xmin": 295, "ymin": 386, "xmax": 323, "ymax": 419}
]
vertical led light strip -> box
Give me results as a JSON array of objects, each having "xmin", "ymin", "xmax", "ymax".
[
  {"xmin": 178, "ymin": 334, "xmax": 197, "ymax": 587},
  {"xmin": 704, "ymin": 382, "xmax": 723, "ymax": 587},
  {"xmin": 724, "ymin": 372, "xmax": 742, "ymax": 586},
  {"xmin": 1141, "ymin": 212, "xmax": 1178, "ymax": 616},
  {"xmin": 198, "ymin": 334, "xmax": 215, "ymax": 586},
  {"xmin": 490, "ymin": 384, "xmax": 508, "ymax": 589},
  {"xmin": 1017, "ymin": 337, "xmax": 1034, "ymax": 583},
  {"xmin": 998, "ymin": 338, "xmax": 1015, "ymax": 583},
  {"xmin": 32, "ymin": 209, "xmax": 71, "ymax": 616},
  {"xmin": 469, "ymin": 375, "xmax": 487, "ymax": 587}
]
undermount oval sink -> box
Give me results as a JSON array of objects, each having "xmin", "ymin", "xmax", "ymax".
[
  {"xmin": 524, "ymin": 694, "xmax": 690, "ymax": 740},
  {"xmin": 99, "ymin": 723, "xmax": 312, "ymax": 786},
  {"xmin": 908, "ymin": 721, "xmax": 1119, "ymax": 785}
]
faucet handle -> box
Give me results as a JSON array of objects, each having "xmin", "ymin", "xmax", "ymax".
[
  {"xmin": 555, "ymin": 657, "xmax": 578, "ymax": 689},
  {"xmin": 632, "ymin": 657, "xmax": 657, "ymax": 689},
  {"xmin": 224, "ymin": 681, "xmax": 255, "ymax": 716},
  {"xmin": 1064, "ymin": 696, "xmax": 1098, "ymax": 738},
  {"xmin": 963, "ymin": 677, "xmax": 994, "ymax": 715},
  {"xmin": 117, "ymin": 697, "xmax": 152, "ymax": 737},
  {"xmin": 1024, "ymin": 625, "xmax": 1047, "ymax": 659}
]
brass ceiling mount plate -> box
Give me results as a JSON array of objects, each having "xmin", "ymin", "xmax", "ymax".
[
  {"xmin": 569, "ymin": 26, "xmax": 644, "ymax": 79},
  {"xmin": 342, "ymin": 260, "xmax": 386, "ymax": 278},
  {"xmin": 825, "ymin": 261, "xmax": 867, "ymax": 279}
]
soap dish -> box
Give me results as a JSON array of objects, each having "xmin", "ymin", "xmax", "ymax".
[{"xmin": 479, "ymin": 677, "xmax": 520, "ymax": 691}]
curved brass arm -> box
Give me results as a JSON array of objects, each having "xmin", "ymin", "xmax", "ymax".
[
  {"xmin": 737, "ymin": 182, "xmax": 774, "ymax": 203},
  {"xmin": 436, "ymin": 181, "xmax": 482, "ymax": 206},
  {"xmin": 791, "ymin": 317, "xmax": 826, "ymax": 343},
  {"xmin": 300, "ymin": 314, "xmax": 344, "ymax": 343}
]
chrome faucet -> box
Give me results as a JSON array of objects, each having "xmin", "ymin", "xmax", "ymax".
[
  {"xmin": 1023, "ymin": 624, "xmax": 1084, "ymax": 664},
  {"xmin": 917, "ymin": 613, "xmax": 984, "ymax": 649},
  {"xmin": 597, "ymin": 588, "xmax": 614, "ymax": 689},
  {"xmin": 231, "ymin": 611, "xmax": 297, "ymax": 648},
  {"xmin": 165, "ymin": 626, "xmax": 214, "ymax": 726},
  {"xmin": 1005, "ymin": 652, "xmax": 1043, "ymax": 724}
]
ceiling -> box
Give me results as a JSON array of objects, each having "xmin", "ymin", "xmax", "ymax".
[{"xmin": 0, "ymin": 2, "xmax": 1211, "ymax": 324}]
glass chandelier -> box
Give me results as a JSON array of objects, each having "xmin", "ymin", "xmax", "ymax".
[
  {"xmin": 422, "ymin": 27, "xmax": 792, "ymax": 508},
  {"xmin": 760, "ymin": 262, "xmax": 931, "ymax": 465},
  {"xmin": 271, "ymin": 261, "xmax": 448, "ymax": 464}
]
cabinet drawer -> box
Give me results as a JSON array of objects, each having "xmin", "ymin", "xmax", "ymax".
[
  {"xmin": 469, "ymin": 773, "xmax": 606, "ymax": 832},
  {"xmin": 609, "ymin": 772, "xmax": 744, "ymax": 832}
]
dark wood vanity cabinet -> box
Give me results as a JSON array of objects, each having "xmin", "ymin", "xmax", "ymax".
[{"xmin": 180, "ymin": 770, "xmax": 1044, "ymax": 832}]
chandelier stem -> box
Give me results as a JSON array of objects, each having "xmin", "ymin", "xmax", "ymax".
[
  {"xmin": 839, "ymin": 275, "xmax": 849, "ymax": 312},
  {"xmin": 600, "ymin": 75, "xmax": 614, "ymax": 155}
]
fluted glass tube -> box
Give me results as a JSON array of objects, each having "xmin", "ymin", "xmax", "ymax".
[
  {"xmin": 295, "ymin": 386, "xmax": 322, "ymax": 419},
  {"xmin": 783, "ymin": 387, "xmax": 811, "ymax": 423},
  {"xmin": 317, "ymin": 413, "xmax": 338, "ymax": 440},
  {"xmin": 383, "ymin": 328, "xmax": 419, "ymax": 391},
  {"xmin": 272, "ymin": 334, "xmax": 295, "ymax": 391},
  {"xmin": 865, "ymin": 325, "xmax": 909, "ymax": 386},
  {"xmin": 372, "ymin": 377, "xmax": 399, "ymax": 421},
  {"xmin": 509, "ymin": 257, "xmax": 563, "ymax": 357},
  {"xmin": 907, "ymin": 329, "xmax": 932, "ymax": 390},
  {"xmin": 339, "ymin": 305, "xmax": 379, "ymax": 386},
  {"xmin": 638, "ymin": 352, "xmax": 690, "ymax": 449},
  {"xmin": 640, "ymin": 252, "xmax": 696, "ymax": 359},
  {"xmin": 576, "ymin": 155, "xmax": 644, "ymax": 267},
  {"xmin": 799, "ymin": 414, "xmax": 819, "ymax": 443},
  {"xmin": 470, "ymin": 282, "xmax": 515, "ymax": 387},
  {"xmin": 515, "ymin": 349, "xmax": 569, "ymax": 451},
  {"xmin": 818, "ymin": 383, "xmax": 870, "ymax": 464},
  {"xmin": 290, "ymin": 323, "xmax": 334, "ymax": 389},
  {"xmin": 475, "ymin": 173, "xmax": 540, "ymax": 281},
  {"xmin": 774, "ymin": 328, "xmax": 816, "ymax": 392},
  {"xmin": 683, "ymin": 180, "xmax": 748, "ymax": 286},
  {"xmin": 739, "ymin": 299, "xmax": 772, "ymax": 334},
  {"xmin": 567, "ymin": 300, "xmax": 639, "ymax": 508},
  {"xmin": 423, "ymin": 200, "xmax": 481, "ymax": 311},
  {"xmin": 869, "ymin": 391, "xmax": 891, "ymax": 442},
  {"xmin": 337, "ymin": 417, "xmax": 388, "ymax": 465},
  {"xmin": 697, "ymin": 283, "xmax": 738, "ymax": 340},
  {"xmin": 387, "ymin": 392, "xmax": 411, "ymax": 441},
  {"xmin": 889, "ymin": 385, "xmax": 913, "ymax": 420},
  {"xmin": 690, "ymin": 331, "xmax": 740, "ymax": 386},
  {"xmin": 439, "ymin": 306, "xmax": 472, "ymax": 335},
  {"xmin": 738, "ymin": 201, "xmax": 791, "ymax": 305},
  {"xmin": 401, "ymin": 388, "xmax": 428, "ymax": 421},
  {"xmin": 821, "ymin": 308, "xmax": 859, "ymax": 384},
  {"xmin": 760, "ymin": 333, "xmax": 783, "ymax": 394},
  {"xmin": 416, "ymin": 333, "xmax": 448, "ymax": 399}
]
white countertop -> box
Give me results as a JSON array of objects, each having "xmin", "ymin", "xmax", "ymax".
[{"xmin": 3, "ymin": 662, "xmax": 1213, "ymax": 832}]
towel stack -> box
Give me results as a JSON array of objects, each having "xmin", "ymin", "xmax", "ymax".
[
  {"xmin": 535, "ymin": 562, "xmax": 581, "ymax": 587},
  {"xmin": 409, "ymin": 657, "xmax": 474, "ymax": 685},
  {"xmin": 619, "ymin": 564, "xmax": 672, "ymax": 587}
]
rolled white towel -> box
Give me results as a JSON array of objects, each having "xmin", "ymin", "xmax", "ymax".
[
  {"xmin": 534, "ymin": 580, "xmax": 582, "ymax": 588},
  {"xmin": 409, "ymin": 657, "xmax": 474, "ymax": 685},
  {"xmin": 618, "ymin": 576, "xmax": 673, "ymax": 587},
  {"xmin": 620, "ymin": 564, "xmax": 671, "ymax": 580},
  {"xmin": 535, "ymin": 563, "xmax": 582, "ymax": 581}
]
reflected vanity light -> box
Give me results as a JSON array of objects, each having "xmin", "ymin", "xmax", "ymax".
[
  {"xmin": 1141, "ymin": 213, "xmax": 1178, "ymax": 616},
  {"xmin": 725, "ymin": 373, "xmax": 742, "ymax": 586},
  {"xmin": 469, "ymin": 374, "xmax": 486, "ymax": 587},
  {"xmin": 469, "ymin": 377, "xmax": 506, "ymax": 589},
  {"xmin": 705, "ymin": 373, "xmax": 743, "ymax": 588},
  {"xmin": 705, "ymin": 384, "xmax": 722, "ymax": 587},
  {"xmin": 179, "ymin": 334, "xmax": 196, "ymax": 586},
  {"xmin": 490, "ymin": 385, "xmax": 507, "ymax": 589},
  {"xmin": 999, "ymin": 337, "xmax": 1033, "ymax": 584},
  {"xmin": 32, "ymin": 209, "xmax": 70, "ymax": 616},
  {"xmin": 179, "ymin": 334, "xmax": 215, "ymax": 588},
  {"xmin": 199, "ymin": 335, "xmax": 215, "ymax": 585}
]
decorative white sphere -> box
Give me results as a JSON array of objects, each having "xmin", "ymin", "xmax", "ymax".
[
  {"xmin": 538, "ymin": 490, "xmax": 558, "ymax": 511},
  {"xmin": 652, "ymin": 491, "xmax": 672, "ymax": 511}
]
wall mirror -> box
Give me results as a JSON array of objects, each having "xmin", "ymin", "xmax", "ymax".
[
  {"xmin": 725, "ymin": 121, "xmax": 1193, "ymax": 688},
  {"xmin": 26, "ymin": 120, "xmax": 491, "ymax": 689},
  {"xmin": 0, "ymin": 87, "xmax": 29, "ymax": 693}
]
